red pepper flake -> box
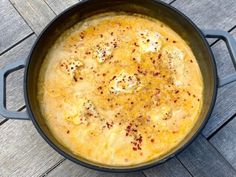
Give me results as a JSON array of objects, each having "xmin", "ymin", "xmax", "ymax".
[
  {"xmin": 113, "ymin": 43, "xmax": 118, "ymax": 48},
  {"xmin": 151, "ymin": 139, "xmax": 154, "ymax": 143},
  {"xmin": 173, "ymin": 40, "xmax": 177, "ymax": 43},
  {"xmin": 190, "ymin": 60, "xmax": 193, "ymax": 63},
  {"xmin": 174, "ymin": 100, "xmax": 177, "ymax": 103},
  {"xmin": 197, "ymin": 98, "xmax": 200, "ymax": 101},
  {"xmin": 132, "ymin": 49, "xmax": 136, "ymax": 53},
  {"xmin": 134, "ymin": 42, "xmax": 139, "ymax": 47},
  {"xmin": 131, "ymin": 102, "xmax": 134, "ymax": 105},
  {"xmin": 66, "ymin": 130, "xmax": 70, "ymax": 134},
  {"xmin": 158, "ymin": 53, "xmax": 162, "ymax": 59},
  {"xmin": 102, "ymin": 73, "xmax": 106, "ymax": 76},
  {"xmin": 187, "ymin": 91, "xmax": 191, "ymax": 96},
  {"xmin": 175, "ymin": 90, "xmax": 179, "ymax": 94},
  {"xmin": 153, "ymin": 72, "xmax": 160, "ymax": 76},
  {"xmin": 166, "ymin": 38, "xmax": 169, "ymax": 41},
  {"xmin": 106, "ymin": 122, "xmax": 113, "ymax": 129},
  {"xmin": 79, "ymin": 77, "xmax": 83, "ymax": 80},
  {"xmin": 133, "ymin": 147, "xmax": 137, "ymax": 151},
  {"xmin": 125, "ymin": 123, "xmax": 132, "ymax": 136},
  {"xmin": 73, "ymin": 76, "xmax": 78, "ymax": 82},
  {"xmin": 79, "ymin": 32, "xmax": 85, "ymax": 39}
]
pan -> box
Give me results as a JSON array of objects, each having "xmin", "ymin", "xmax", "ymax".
[{"xmin": 1, "ymin": 0, "xmax": 236, "ymax": 172}]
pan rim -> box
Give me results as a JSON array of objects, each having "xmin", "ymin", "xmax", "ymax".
[{"xmin": 24, "ymin": 0, "xmax": 217, "ymax": 173}]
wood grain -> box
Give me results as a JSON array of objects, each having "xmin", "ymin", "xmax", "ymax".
[
  {"xmin": 202, "ymin": 30, "xmax": 236, "ymax": 137},
  {"xmin": 0, "ymin": 34, "xmax": 36, "ymax": 113},
  {"xmin": 144, "ymin": 157, "xmax": 192, "ymax": 177},
  {"xmin": 177, "ymin": 135, "xmax": 236, "ymax": 177},
  {"xmin": 172, "ymin": 0, "xmax": 236, "ymax": 30},
  {"xmin": 210, "ymin": 116, "xmax": 236, "ymax": 169},
  {"xmin": 0, "ymin": 115, "xmax": 62, "ymax": 177},
  {"xmin": 9, "ymin": 0, "xmax": 56, "ymax": 34},
  {"xmin": 44, "ymin": 0, "xmax": 80, "ymax": 14},
  {"xmin": 0, "ymin": 0, "xmax": 32, "ymax": 54},
  {"xmin": 44, "ymin": 160, "xmax": 144, "ymax": 177},
  {"xmin": 44, "ymin": 0, "xmax": 174, "ymax": 15}
]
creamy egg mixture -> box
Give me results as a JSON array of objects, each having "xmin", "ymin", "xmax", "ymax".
[{"xmin": 38, "ymin": 13, "xmax": 203, "ymax": 166}]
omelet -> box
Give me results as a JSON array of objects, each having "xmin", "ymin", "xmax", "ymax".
[{"xmin": 38, "ymin": 13, "xmax": 203, "ymax": 166}]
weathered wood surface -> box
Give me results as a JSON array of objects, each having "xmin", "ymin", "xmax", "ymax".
[
  {"xmin": 172, "ymin": 0, "xmax": 236, "ymax": 30},
  {"xmin": 144, "ymin": 157, "xmax": 192, "ymax": 177},
  {"xmin": 0, "ymin": 0, "xmax": 32, "ymax": 54},
  {"xmin": 9, "ymin": 0, "xmax": 56, "ymax": 34},
  {"xmin": 45, "ymin": 160, "xmax": 144, "ymax": 177},
  {"xmin": 43, "ymin": 0, "xmax": 173, "ymax": 15},
  {"xmin": 177, "ymin": 135, "xmax": 236, "ymax": 177},
  {"xmin": 202, "ymin": 30, "xmax": 236, "ymax": 137},
  {"xmin": 0, "ymin": 34, "xmax": 36, "ymax": 111},
  {"xmin": 0, "ymin": 0, "xmax": 236, "ymax": 177},
  {"xmin": 210, "ymin": 115, "xmax": 236, "ymax": 169},
  {"xmin": 44, "ymin": 0, "xmax": 80, "ymax": 14},
  {"xmin": 0, "ymin": 114, "xmax": 62, "ymax": 177}
]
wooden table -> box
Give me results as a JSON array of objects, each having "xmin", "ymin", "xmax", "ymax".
[{"xmin": 1, "ymin": 0, "xmax": 236, "ymax": 176}]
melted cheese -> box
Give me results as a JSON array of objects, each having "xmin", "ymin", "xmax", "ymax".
[{"xmin": 38, "ymin": 13, "xmax": 203, "ymax": 166}]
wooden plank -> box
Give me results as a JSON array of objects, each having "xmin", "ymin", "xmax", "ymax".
[
  {"xmin": 10, "ymin": 0, "xmax": 56, "ymax": 34},
  {"xmin": 44, "ymin": 160, "xmax": 144, "ymax": 177},
  {"xmin": 172, "ymin": 0, "xmax": 236, "ymax": 30},
  {"xmin": 44, "ymin": 0, "xmax": 80, "ymax": 14},
  {"xmin": 210, "ymin": 116, "xmax": 236, "ymax": 169},
  {"xmin": 0, "ymin": 115, "xmax": 62, "ymax": 177},
  {"xmin": 144, "ymin": 157, "xmax": 192, "ymax": 177},
  {"xmin": 0, "ymin": 34, "xmax": 36, "ymax": 112},
  {"xmin": 44, "ymin": 0, "xmax": 174, "ymax": 15},
  {"xmin": 0, "ymin": 0, "xmax": 32, "ymax": 54},
  {"xmin": 177, "ymin": 135, "xmax": 236, "ymax": 177},
  {"xmin": 0, "ymin": 34, "xmax": 64, "ymax": 177},
  {"xmin": 202, "ymin": 29, "xmax": 236, "ymax": 137}
]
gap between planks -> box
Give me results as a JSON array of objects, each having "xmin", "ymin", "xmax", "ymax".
[
  {"xmin": 207, "ymin": 112, "xmax": 236, "ymax": 140},
  {"xmin": 0, "ymin": 33, "xmax": 34, "ymax": 56},
  {"xmin": 0, "ymin": 105, "xmax": 26, "ymax": 125},
  {"xmin": 42, "ymin": 0, "xmax": 58, "ymax": 16},
  {"xmin": 1, "ymin": 0, "xmax": 235, "ymax": 176},
  {"xmin": 210, "ymin": 25, "xmax": 236, "ymax": 47}
]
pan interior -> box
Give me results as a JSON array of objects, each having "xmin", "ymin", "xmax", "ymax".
[{"xmin": 26, "ymin": 0, "xmax": 216, "ymax": 171}]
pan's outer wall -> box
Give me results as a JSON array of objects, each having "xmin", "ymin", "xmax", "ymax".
[{"xmin": 24, "ymin": 0, "xmax": 217, "ymax": 172}]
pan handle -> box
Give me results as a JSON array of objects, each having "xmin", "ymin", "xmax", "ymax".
[
  {"xmin": 0, "ymin": 60, "xmax": 29, "ymax": 120},
  {"xmin": 202, "ymin": 29, "xmax": 236, "ymax": 87}
]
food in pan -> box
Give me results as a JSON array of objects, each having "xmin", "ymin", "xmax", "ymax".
[{"xmin": 38, "ymin": 13, "xmax": 203, "ymax": 166}]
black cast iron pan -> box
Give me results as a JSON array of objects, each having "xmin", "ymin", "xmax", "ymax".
[{"xmin": 0, "ymin": 0, "xmax": 236, "ymax": 173}]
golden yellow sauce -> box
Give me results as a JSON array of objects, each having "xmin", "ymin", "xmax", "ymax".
[{"xmin": 38, "ymin": 13, "xmax": 203, "ymax": 166}]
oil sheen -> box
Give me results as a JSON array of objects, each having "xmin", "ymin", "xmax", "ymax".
[{"xmin": 38, "ymin": 13, "xmax": 203, "ymax": 166}]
